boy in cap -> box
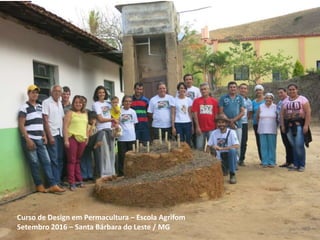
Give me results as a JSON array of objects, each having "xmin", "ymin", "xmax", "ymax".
[
  {"xmin": 207, "ymin": 114, "xmax": 240, "ymax": 184},
  {"xmin": 18, "ymin": 85, "xmax": 65, "ymax": 193}
]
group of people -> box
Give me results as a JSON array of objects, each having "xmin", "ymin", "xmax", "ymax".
[{"xmin": 19, "ymin": 74, "xmax": 311, "ymax": 193}]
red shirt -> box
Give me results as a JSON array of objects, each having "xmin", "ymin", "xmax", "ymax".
[{"xmin": 191, "ymin": 96, "xmax": 218, "ymax": 131}]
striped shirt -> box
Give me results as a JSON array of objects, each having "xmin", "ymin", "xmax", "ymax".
[
  {"xmin": 131, "ymin": 95, "xmax": 149, "ymax": 123},
  {"xmin": 18, "ymin": 102, "xmax": 44, "ymax": 140}
]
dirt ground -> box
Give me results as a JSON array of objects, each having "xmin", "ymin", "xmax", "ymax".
[{"xmin": 1, "ymin": 124, "xmax": 320, "ymax": 240}]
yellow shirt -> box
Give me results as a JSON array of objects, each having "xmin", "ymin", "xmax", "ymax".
[
  {"xmin": 110, "ymin": 105, "xmax": 121, "ymax": 120},
  {"xmin": 68, "ymin": 112, "xmax": 88, "ymax": 142}
]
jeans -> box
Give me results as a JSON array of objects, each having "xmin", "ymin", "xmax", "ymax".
[
  {"xmin": 21, "ymin": 138, "xmax": 56, "ymax": 187},
  {"xmin": 280, "ymin": 131, "xmax": 293, "ymax": 165},
  {"xmin": 46, "ymin": 135, "xmax": 63, "ymax": 184},
  {"xmin": 259, "ymin": 134, "xmax": 277, "ymax": 166},
  {"xmin": 80, "ymin": 146, "xmax": 93, "ymax": 179},
  {"xmin": 286, "ymin": 125, "xmax": 305, "ymax": 168},
  {"xmin": 219, "ymin": 148, "xmax": 237, "ymax": 174},
  {"xmin": 239, "ymin": 123, "xmax": 248, "ymax": 163},
  {"xmin": 196, "ymin": 130, "xmax": 213, "ymax": 151},
  {"xmin": 174, "ymin": 122, "xmax": 192, "ymax": 146},
  {"xmin": 135, "ymin": 122, "xmax": 150, "ymax": 144}
]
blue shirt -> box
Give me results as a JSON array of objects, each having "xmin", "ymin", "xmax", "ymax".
[
  {"xmin": 219, "ymin": 94, "xmax": 244, "ymax": 128},
  {"xmin": 252, "ymin": 99, "xmax": 265, "ymax": 125}
]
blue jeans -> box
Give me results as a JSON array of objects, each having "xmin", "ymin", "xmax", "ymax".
[
  {"xmin": 135, "ymin": 122, "xmax": 150, "ymax": 143},
  {"xmin": 174, "ymin": 122, "xmax": 192, "ymax": 146},
  {"xmin": 287, "ymin": 126, "xmax": 305, "ymax": 168},
  {"xmin": 80, "ymin": 146, "xmax": 93, "ymax": 179},
  {"xmin": 21, "ymin": 138, "xmax": 56, "ymax": 187},
  {"xmin": 46, "ymin": 135, "xmax": 63, "ymax": 184},
  {"xmin": 219, "ymin": 148, "xmax": 237, "ymax": 174},
  {"xmin": 196, "ymin": 130, "xmax": 213, "ymax": 151}
]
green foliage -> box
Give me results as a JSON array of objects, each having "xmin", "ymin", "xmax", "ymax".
[
  {"xmin": 85, "ymin": 8, "xmax": 122, "ymax": 50},
  {"xmin": 292, "ymin": 60, "xmax": 305, "ymax": 77},
  {"xmin": 222, "ymin": 42, "xmax": 293, "ymax": 84}
]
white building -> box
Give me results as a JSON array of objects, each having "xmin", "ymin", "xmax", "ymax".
[{"xmin": 0, "ymin": 2, "xmax": 122, "ymax": 202}]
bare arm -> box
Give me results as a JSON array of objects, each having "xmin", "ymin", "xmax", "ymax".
[
  {"xmin": 171, "ymin": 106, "xmax": 176, "ymax": 136},
  {"xmin": 43, "ymin": 114, "xmax": 54, "ymax": 145},
  {"xmin": 18, "ymin": 116, "xmax": 36, "ymax": 150},
  {"xmin": 303, "ymin": 101, "xmax": 311, "ymax": 133},
  {"xmin": 63, "ymin": 111, "xmax": 72, "ymax": 148}
]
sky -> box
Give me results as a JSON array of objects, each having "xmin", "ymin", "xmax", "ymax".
[{"xmin": 30, "ymin": 0, "xmax": 320, "ymax": 31}]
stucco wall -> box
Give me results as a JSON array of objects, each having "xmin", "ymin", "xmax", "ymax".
[{"xmin": 0, "ymin": 18, "xmax": 122, "ymax": 202}]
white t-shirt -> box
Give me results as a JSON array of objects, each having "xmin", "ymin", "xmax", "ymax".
[
  {"xmin": 42, "ymin": 96, "xmax": 64, "ymax": 137},
  {"xmin": 175, "ymin": 86, "xmax": 201, "ymax": 102},
  {"xmin": 148, "ymin": 94, "xmax": 175, "ymax": 128},
  {"xmin": 173, "ymin": 96, "xmax": 192, "ymax": 123},
  {"xmin": 207, "ymin": 128, "xmax": 239, "ymax": 160},
  {"xmin": 118, "ymin": 108, "xmax": 138, "ymax": 141},
  {"xmin": 92, "ymin": 100, "xmax": 112, "ymax": 131}
]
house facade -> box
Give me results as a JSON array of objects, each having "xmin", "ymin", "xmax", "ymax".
[
  {"xmin": 0, "ymin": 2, "xmax": 122, "ymax": 202},
  {"xmin": 202, "ymin": 7, "xmax": 320, "ymax": 86}
]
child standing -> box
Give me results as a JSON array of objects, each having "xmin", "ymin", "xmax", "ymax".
[{"xmin": 117, "ymin": 96, "xmax": 138, "ymax": 176}]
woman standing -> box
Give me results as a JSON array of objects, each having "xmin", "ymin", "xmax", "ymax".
[
  {"xmin": 252, "ymin": 85, "xmax": 265, "ymax": 162},
  {"xmin": 171, "ymin": 82, "xmax": 193, "ymax": 146},
  {"xmin": 63, "ymin": 95, "xmax": 88, "ymax": 190},
  {"xmin": 117, "ymin": 95, "xmax": 138, "ymax": 176},
  {"xmin": 257, "ymin": 93, "xmax": 277, "ymax": 167},
  {"xmin": 92, "ymin": 86, "xmax": 116, "ymax": 178},
  {"xmin": 281, "ymin": 83, "xmax": 311, "ymax": 172}
]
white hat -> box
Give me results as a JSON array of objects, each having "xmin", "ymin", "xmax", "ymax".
[
  {"xmin": 265, "ymin": 92, "xmax": 274, "ymax": 99},
  {"xmin": 254, "ymin": 84, "xmax": 264, "ymax": 91}
]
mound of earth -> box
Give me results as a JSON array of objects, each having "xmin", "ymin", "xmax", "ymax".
[{"xmin": 94, "ymin": 142, "xmax": 224, "ymax": 207}]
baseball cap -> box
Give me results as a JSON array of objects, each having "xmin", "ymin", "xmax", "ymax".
[
  {"xmin": 27, "ymin": 84, "xmax": 40, "ymax": 92},
  {"xmin": 254, "ymin": 84, "xmax": 264, "ymax": 91}
]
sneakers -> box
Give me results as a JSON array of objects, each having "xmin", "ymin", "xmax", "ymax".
[
  {"xmin": 229, "ymin": 174, "xmax": 237, "ymax": 184},
  {"xmin": 36, "ymin": 184, "xmax": 47, "ymax": 193},
  {"xmin": 48, "ymin": 185, "xmax": 66, "ymax": 193},
  {"xmin": 298, "ymin": 167, "xmax": 305, "ymax": 172}
]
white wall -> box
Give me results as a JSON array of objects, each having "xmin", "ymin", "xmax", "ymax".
[{"xmin": 0, "ymin": 18, "xmax": 122, "ymax": 129}]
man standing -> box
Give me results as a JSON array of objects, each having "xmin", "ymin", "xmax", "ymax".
[
  {"xmin": 238, "ymin": 83, "xmax": 252, "ymax": 166},
  {"xmin": 42, "ymin": 85, "xmax": 65, "ymax": 186},
  {"xmin": 191, "ymin": 82, "xmax": 219, "ymax": 151},
  {"xmin": 18, "ymin": 85, "xmax": 65, "ymax": 193},
  {"xmin": 182, "ymin": 73, "xmax": 201, "ymax": 148},
  {"xmin": 183, "ymin": 73, "xmax": 201, "ymax": 101},
  {"xmin": 277, "ymin": 87, "xmax": 293, "ymax": 168},
  {"xmin": 147, "ymin": 82, "xmax": 175, "ymax": 141},
  {"xmin": 219, "ymin": 81, "xmax": 245, "ymax": 160},
  {"xmin": 61, "ymin": 86, "xmax": 71, "ymax": 113},
  {"xmin": 131, "ymin": 82, "xmax": 150, "ymax": 144}
]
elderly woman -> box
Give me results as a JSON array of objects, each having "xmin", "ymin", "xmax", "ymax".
[
  {"xmin": 280, "ymin": 83, "xmax": 311, "ymax": 172},
  {"xmin": 257, "ymin": 93, "xmax": 277, "ymax": 167}
]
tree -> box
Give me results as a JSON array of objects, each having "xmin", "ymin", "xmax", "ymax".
[
  {"xmin": 292, "ymin": 60, "xmax": 305, "ymax": 77},
  {"xmin": 223, "ymin": 41, "xmax": 293, "ymax": 84},
  {"xmin": 85, "ymin": 8, "xmax": 122, "ymax": 50}
]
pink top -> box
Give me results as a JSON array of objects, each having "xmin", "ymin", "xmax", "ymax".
[{"xmin": 282, "ymin": 95, "xmax": 309, "ymax": 120}]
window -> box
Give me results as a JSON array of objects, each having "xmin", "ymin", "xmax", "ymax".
[
  {"xmin": 317, "ymin": 60, "xmax": 320, "ymax": 71},
  {"xmin": 272, "ymin": 69, "xmax": 288, "ymax": 81},
  {"xmin": 104, "ymin": 80, "xmax": 115, "ymax": 101},
  {"xmin": 234, "ymin": 65, "xmax": 249, "ymax": 80},
  {"xmin": 33, "ymin": 61, "xmax": 57, "ymax": 103}
]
